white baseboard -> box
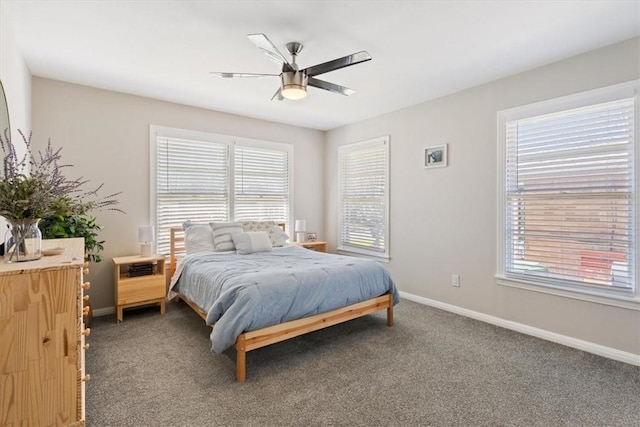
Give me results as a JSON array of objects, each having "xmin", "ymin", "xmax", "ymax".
[
  {"xmin": 399, "ymin": 291, "xmax": 640, "ymax": 367},
  {"xmin": 92, "ymin": 306, "xmax": 115, "ymax": 317}
]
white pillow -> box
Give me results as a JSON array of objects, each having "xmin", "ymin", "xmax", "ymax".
[
  {"xmin": 232, "ymin": 232, "xmax": 273, "ymax": 255},
  {"xmin": 184, "ymin": 224, "xmax": 214, "ymax": 254},
  {"xmin": 241, "ymin": 220, "xmax": 289, "ymax": 247},
  {"xmin": 209, "ymin": 221, "xmax": 244, "ymax": 251},
  {"xmin": 272, "ymin": 226, "xmax": 289, "ymax": 247}
]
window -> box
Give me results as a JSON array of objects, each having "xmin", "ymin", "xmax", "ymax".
[
  {"xmin": 151, "ymin": 126, "xmax": 292, "ymax": 255},
  {"xmin": 234, "ymin": 145, "xmax": 290, "ymax": 222},
  {"xmin": 338, "ymin": 136, "xmax": 390, "ymax": 260},
  {"xmin": 497, "ymin": 81, "xmax": 638, "ymax": 307}
]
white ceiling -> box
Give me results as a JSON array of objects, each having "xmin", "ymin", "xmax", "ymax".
[{"xmin": 3, "ymin": 1, "xmax": 639, "ymax": 131}]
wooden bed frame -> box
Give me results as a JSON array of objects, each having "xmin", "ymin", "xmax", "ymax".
[{"xmin": 168, "ymin": 225, "xmax": 394, "ymax": 382}]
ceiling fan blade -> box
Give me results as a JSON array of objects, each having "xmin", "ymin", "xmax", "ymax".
[
  {"xmin": 303, "ymin": 51, "xmax": 372, "ymax": 77},
  {"xmin": 271, "ymin": 88, "xmax": 284, "ymax": 101},
  {"xmin": 308, "ymin": 77, "xmax": 355, "ymax": 96},
  {"xmin": 210, "ymin": 72, "xmax": 279, "ymax": 78},
  {"xmin": 247, "ymin": 33, "xmax": 293, "ymax": 72}
]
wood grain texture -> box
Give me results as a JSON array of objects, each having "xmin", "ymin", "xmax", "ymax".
[
  {"xmin": 0, "ymin": 238, "xmax": 85, "ymax": 426},
  {"xmin": 113, "ymin": 255, "xmax": 166, "ymax": 322},
  {"xmin": 175, "ymin": 291, "xmax": 393, "ymax": 382}
]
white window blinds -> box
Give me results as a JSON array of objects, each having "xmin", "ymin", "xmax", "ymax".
[
  {"xmin": 338, "ymin": 136, "xmax": 389, "ymax": 259},
  {"xmin": 156, "ymin": 136, "xmax": 229, "ymax": 255},
  {"xmin": 234, "ymin": 145, "xmax": 290, "ymax": 226},
  {"xmin": 152, "ymin": 127, "xmax": 292, "ymax": 255},
  {"xmin": 503, "ymin": 96, "xmax": 635, "ymax": 293}
]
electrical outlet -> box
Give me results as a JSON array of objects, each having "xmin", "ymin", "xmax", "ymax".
[{"xmin": 452, "ymin": 274, "xmax": 460, "ymax": 287}]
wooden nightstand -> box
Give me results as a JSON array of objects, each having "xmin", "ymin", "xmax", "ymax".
[
  {"xmin": 296, "ymin": 241, "xmax": 327, "ymax": 253},
  {"xmin": 113, "ymin": 254, "xmax": 166, "ymax": 322}
]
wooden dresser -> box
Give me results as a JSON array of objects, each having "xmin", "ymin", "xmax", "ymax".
[{"xmin": 0, "ymin": 238, "xmax": 89, "ymax": 426}]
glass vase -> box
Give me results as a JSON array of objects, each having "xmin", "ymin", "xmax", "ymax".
[{"xmin": 4, "ymin": 218, "xmax": 42, "ymax": 262}]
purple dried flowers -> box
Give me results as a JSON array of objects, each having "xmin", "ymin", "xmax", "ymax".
[{"xmin": 0, "ymin": 129, "xmax": 122, "ymax": 220}]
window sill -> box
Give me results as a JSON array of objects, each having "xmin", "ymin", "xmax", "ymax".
[
  {"xmin": 337, "ymin": 247, "xmax": 390, "ymax": 263},
  {"xmin": 496, "ymin": 275, "xmax": 640, "ymax": 311}
]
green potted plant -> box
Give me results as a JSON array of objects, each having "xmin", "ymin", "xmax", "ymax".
[{"xmin": 39, "ymin": 196, "xmax": 109, "ymax": 263}]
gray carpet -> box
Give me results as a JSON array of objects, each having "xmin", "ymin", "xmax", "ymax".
[{"xmin": 86, "ymin": 299, "xmax": 640, "ymax": 426}]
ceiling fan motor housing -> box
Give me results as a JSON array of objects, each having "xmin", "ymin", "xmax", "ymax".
[{"xmin": 281, "ymin": 70, "xmax": 308, "ymax": 100}]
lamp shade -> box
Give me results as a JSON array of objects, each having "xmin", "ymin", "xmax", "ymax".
[
  {"xmin": 294, "ymin": 219, "xmax": 307, "ymax": 243},
  {"xmin": 138, "ymin": 225, "xmax": 154, "ymax": 243},
  {"xmin": 294, "ymin": 220, "xmax": 307, "ymax": 232}
]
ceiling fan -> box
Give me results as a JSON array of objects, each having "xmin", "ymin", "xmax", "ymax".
[{"xmin": 210, "ymin": 33, "xmax": 372, "ymax": 101}]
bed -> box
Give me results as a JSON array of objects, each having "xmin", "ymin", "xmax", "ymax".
[{"xmin": 168, "ymin": 223, "xmax": 399, "ymax": 382}]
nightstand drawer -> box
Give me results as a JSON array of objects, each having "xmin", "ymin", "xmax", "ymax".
[
  {"xmin": 117, "ymin": 275, "xmax": 164, "ymax": 304},
  {"xmin": 113, "ymin": 254, "xmax": 167, "ymax": 322}
]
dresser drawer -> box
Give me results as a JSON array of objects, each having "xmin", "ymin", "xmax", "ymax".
[{"xmin": 0, "ymin": 238, "xmax": 85, "ymax": 425}]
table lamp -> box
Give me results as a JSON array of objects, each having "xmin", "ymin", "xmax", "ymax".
[
  {"xmin": 138, "ymin": 225, "xmax": 154, "ymax": 257},
  {"xmin": 295, "ymin": 219, "xmax": 307, "ymax": 243}
]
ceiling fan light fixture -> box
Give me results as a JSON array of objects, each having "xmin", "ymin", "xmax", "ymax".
[
  {"xmin": 281, "ymin": 71, "xmax": 308, "ymax": 100},
  {"xmin": 282, "ymin": 85, "xmax": 306, "ymax": 100}
]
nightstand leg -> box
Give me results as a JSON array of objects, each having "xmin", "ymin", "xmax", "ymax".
[
  {"xmin": 117, "ymin": 306, "xmax": 123, "ymax": 323},
  {"xmin": 159, "ymin": 299, "xmax": 166, "ymax": 315}
]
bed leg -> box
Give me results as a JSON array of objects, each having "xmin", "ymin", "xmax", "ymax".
[
  {"xmin": 387, "ymin": 295, "xmax": 394, "ymax": 327},
  {"xmin": 236, "ymin": 335, "xmax": 247, "ymax": 382}
]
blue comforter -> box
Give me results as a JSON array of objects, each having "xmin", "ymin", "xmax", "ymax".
[{"xmin": 169, "ymin": 245, "xmax": 399, "ymax": 353}]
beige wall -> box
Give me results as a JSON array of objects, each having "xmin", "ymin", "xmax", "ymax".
[
  {"xmin": 325, "ymin": 37, "xmax": 640, "ymax": 356},
  {"xmin": 0, "ymin": 3, "xmax": 31, "ymax": 138},
  {"xmin": 31, "ymin": 78, "xmax": 325, "ymax": 312}
]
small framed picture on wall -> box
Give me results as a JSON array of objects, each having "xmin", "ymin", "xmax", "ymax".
[{"xmin": 424, "ymin": 144, "xmax": 448, "ymax": 168}]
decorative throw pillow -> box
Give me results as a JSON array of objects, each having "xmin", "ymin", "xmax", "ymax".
[
  {"xmin": 241, "ymin": 220, "xmax": 288, "ymax": 247},
  {"xmin": 182, "ymin": 219, "xmax": 196, "ymax": 230},
  {"xmin": 209, "ymin": 221, "xmax": 244, "ymax": 251},
  {"xmin": 232, "ymin": 232, "xmax": 273, "ymax": 255},
  {"xmin": 184, "ymin": 224, "xmax": 215, "ymax": 254},
  {"xmin": 272, "ymin": 226, "xmax": 289, "ymax": 247}
]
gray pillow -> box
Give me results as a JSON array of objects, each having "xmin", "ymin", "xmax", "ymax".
[
  {"xmin": 209, "ymin": 221, "xmax": 244, "ymax": 251},
  {"xmin": 232, "ymin": 232, "xmax": 273, "ymax": 255}
]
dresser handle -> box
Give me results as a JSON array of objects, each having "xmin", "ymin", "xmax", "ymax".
[
  {"xmin": 82, "ymin": 328, "xmax": 91, "ymax": 337},
  {"xmin": 82, "ymin": 374, "xmax": 91, "ymax": 382},
  {"xmin": 83, "ymin": 267, "xmax": 89, "ymax": 275},
  {"xmin": 83, "ymin": 261, "xmax": 89, "ymax": 268},
  {"xmin": 84, "ymin": 343, "xmax": 90, "ymax": 350},
  {"xmin": 83, "ymin": 306, "xmax": 90, "ymax": 315},
  {"xmin": 83, "ymin": 295, "xmax": 90, "ymax": 302},
  {"xmin": 82, "ymin": 282, "xmax": 91, "ymax": 290}
]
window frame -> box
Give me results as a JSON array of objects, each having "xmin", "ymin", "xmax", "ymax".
[
  {"xmin": 150, "ymin": 125, "xmax": 293, "ymax": 255},
  {"xmin": 496, "ymin": 80, "xmax": 640, "ymax": 310},
  {"xmin": 337, "ymin": 135, "xmax": 390, "ymax": 261},
  {"xmin": 232, "ymin": 142, "xmax": 292, "ymax": 224}
]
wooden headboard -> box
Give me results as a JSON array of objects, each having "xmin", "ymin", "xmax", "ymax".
[
  {"xmin": 169, "ymin": 222, "xmax": 286, "ymax": 277},
  {"xmin": 169, "ymin": 226, "xmax": 185, "ymax": 277}
]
